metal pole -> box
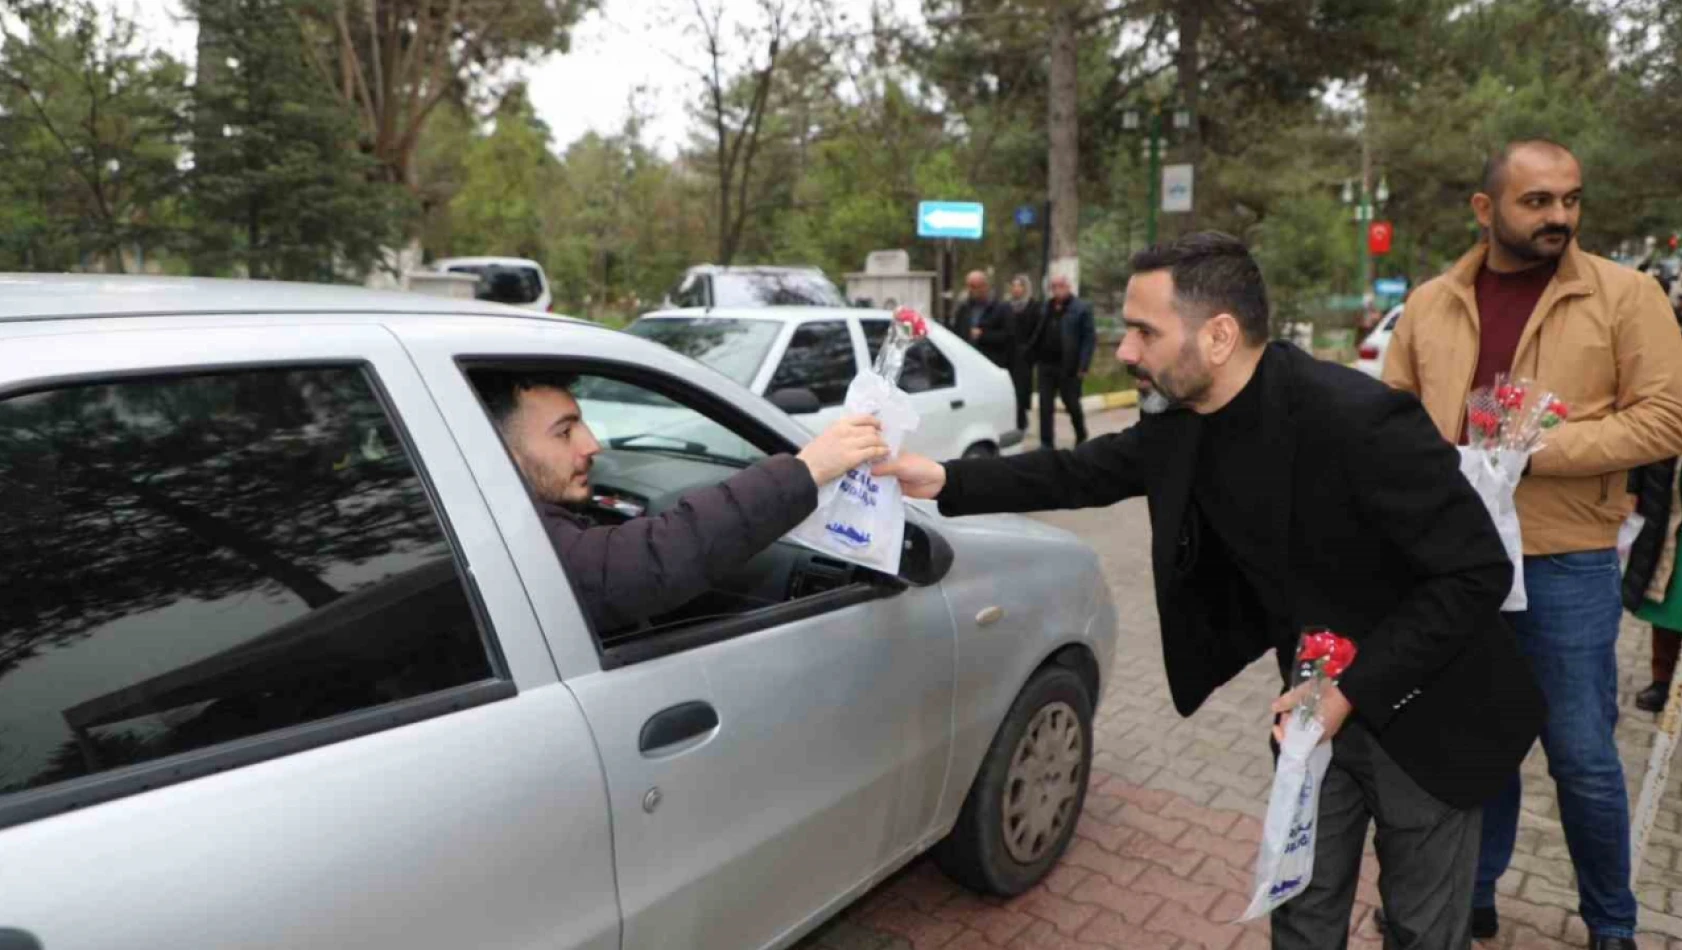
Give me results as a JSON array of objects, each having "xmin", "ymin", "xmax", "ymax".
[
  {"xmin": 1146, "ymin": 107, "xmax": 1162, "ymax": 246},
  {"xmin": 1040, "ymin": 201, "xmax": 1053, "ymax": 293}
]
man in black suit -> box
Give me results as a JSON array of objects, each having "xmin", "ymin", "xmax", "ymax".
[
  {"xmin": 952, "ymin": 271, "xmax": 1016, "ymax": 371},
  {"xmin": 1026, "ymin": 273, "xmax": 1096, "ymax": 447},
  {"xmin": 876, "ymin": 233, "xmax": 1544, "ymax": 948}
]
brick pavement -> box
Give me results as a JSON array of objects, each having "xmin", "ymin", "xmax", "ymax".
[{"xmin": 797, "ymin": 407, "xmax": 1682, "ymax": 950}]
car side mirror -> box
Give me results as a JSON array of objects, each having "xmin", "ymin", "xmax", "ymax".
[
  {"xmin": 769, "ymin": 387, "xmax": 822, "ymax": 415},
  {"xmin": 898, "ymin": 519, "xmax": 954, "ymax": 587}
]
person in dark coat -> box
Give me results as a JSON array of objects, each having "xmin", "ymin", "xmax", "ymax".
[
  {"xmin": 952, "ymin": 271, "xmax": 1016, "ymax": 370},
  {"xmin": 1005, "ymin": 274, "xmax": 1039, "ymax": 433},
  {"xmin": 473, "ymin": 370, "xmax": 887, "ymax": 634},
  {"xmin": 876, "ymin": 232, "xmax": 1545, "ymax": 949},
  {"xmin": 1025, "ymin": 273, "xmax": 1095, "ymax": 447}
]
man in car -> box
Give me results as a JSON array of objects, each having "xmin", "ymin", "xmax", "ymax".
[
  {"xmin": 474, "ymin": 370, "xmax": 888, "ymax": 633},
  {"xmin": 875, "ymin": 232, "xmax": 1544, "ymax": 948}
]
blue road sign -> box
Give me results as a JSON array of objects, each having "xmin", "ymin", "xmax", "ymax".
[
  {"xmin": 1014, "ymin": 204, "xmax": 1038, "ymax": 228},
  {"xmin": 1374, "ymin": 277, "xmax": 1408, "ymax": 296},
  {"xmin": 917, "ymin": 201, "xmax": 985, "ymax": 240}
]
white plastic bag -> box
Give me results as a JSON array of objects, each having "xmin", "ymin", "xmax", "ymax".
[
  {"xmin": 1236, "ymin": 715, "xmax": 1333, "ymax": 921},
  {"xmin": 1619, "ymin": 513, "xmax": 1648, "ymax": 574},
  {"xmin": 1458, "ymin": 446, "xmax": 1529, "ymax": 612},
  {"xmin": 786, "ymin": 371, "xmax": 920, "ymax": 574}
]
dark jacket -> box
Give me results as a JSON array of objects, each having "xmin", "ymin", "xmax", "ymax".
[
  {"xmin": 936, "ymin": 343, "xmax": 1544, "ymax": 808},
  {"xmin": 538, "ymin": 454, "xmax": 817, "ymax": 633},
  {"xmin": 1625, "ymin": 459, "xmax": 1680, "ymax": 611},
  {"xmin": 954, "ymin": 297, "xmax": 1016, "ymax": 368},
  {"xmin": 1028, "ymin": 295, "xmax": 1097, "ymax": 379}
]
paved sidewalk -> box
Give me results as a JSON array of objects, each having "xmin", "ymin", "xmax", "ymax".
[{"xmin": 798, "ymin": 407, "xmax": 1682, "ymax": 950}]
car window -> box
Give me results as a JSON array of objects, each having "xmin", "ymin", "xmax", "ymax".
[
  {"xmin": 0, "ymin": 367, "xmax": 494, "ymax": 801},
  {"xmin": 464, "ymin": 364, "xmax": 884, "ymax": 661},
  {"xmin": 711, "ymin": 271, "xmax": 847, "ymax": 307},
  {"xmin": 625, "ymin": 317, "xmax": 783, "ymax": 388},
  {"xmin": 447, "ymin": 264, "xmax": 544, "ymax": 304},
  {"xmin": 570, "ymin": 376, "xmax": 767, "ymax": 468},
  {"xmin": 768, "ymin": 321, "xmax": 856, "ymax": 406},
  {"xmin": 862, "ymin": 320, "xmax": 956, "ymax": 393},
  {"xmin": 668, "ymin": 274, "xmax": 708, "ymax": 309}
]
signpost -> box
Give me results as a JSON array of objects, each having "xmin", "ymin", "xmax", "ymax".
[
  {"xmin": 1162, "ymin": 164, "xmax": 1194, "ymax": 214},
  {"xmin": 917, "ymin": 201, "xmax": 986, "ymax": 241},
  {"xmin": 917, "ymin": 201, "xmax": 986, "ymax": 327},
  {"xmin": 1374, "ymin": 276, "xmax": 1408, "ymax": 297}
]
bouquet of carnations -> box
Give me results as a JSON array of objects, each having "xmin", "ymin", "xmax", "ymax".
[
  {"xmin": 787, "ymin": 307, "xmax": 926, "ymax": 574},
  {"xmin": 1459, "ymin": 374, "xmax": 1569, "ymax": 611},
  {"xmin": 1238, "ymin": 629, "xmax": 1359, "ymax": 921}
]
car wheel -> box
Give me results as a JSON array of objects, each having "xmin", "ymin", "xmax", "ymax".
[
  {"xmin": 961, "ymin": 441, "xmax": 998, "ymax": 459},
  {"xmin": 934, "ymin": 665, "xmax": 1093, "ymax": 896}
]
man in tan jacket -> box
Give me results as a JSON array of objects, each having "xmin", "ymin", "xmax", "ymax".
[{"xmin": 1384, "ymin": 139, "xmax": 1682, "ymax": 950}]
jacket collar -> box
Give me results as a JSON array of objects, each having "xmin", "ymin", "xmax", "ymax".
[{"xmin": 1443, "ymin": 240, "xmax": 1595, "ymax": 315}]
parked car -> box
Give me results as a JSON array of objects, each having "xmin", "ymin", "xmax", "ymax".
[
  {"xmin": 433, "ymin": 255, "xmax": 555, "ymax": 312},
  {"xmin": 664, "ymin": 265, "xmax": 848, "ymax": 309},
  {"xmin": 1355, "ymin": 304, "xmax": 1405, "ymax": 378},
  {"xmin": 627, "ymin": 306, "xmax": 1024, "ymax": 460},
  {"xmin": 0, "ymin": 274, "xmax": 1115, "ymax": 950}
]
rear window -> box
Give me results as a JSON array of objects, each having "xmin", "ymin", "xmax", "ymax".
[
  {"xmin": 626, "ymin": 317, "xmax": 783, "ymax": 386},
  {"xmin": 0, "ymin": 367, "xmax": 495, "ymax": 805},
  {"xmin": 711, "ymin": 271, "xmax": 847, "ymax": 307},
  {"xmin": 447, "ymin": 264, "xmax": 545, "ymax": 305}
]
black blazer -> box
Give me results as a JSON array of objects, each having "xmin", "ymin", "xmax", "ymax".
[{"xmin": 937, "ymin": 343, "xmax": 1544, "ymax": 808}]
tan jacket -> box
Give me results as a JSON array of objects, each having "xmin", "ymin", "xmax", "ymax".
[{"xmin": 1383, "ymin": 241, "xmax": 1682, "ymax": 555}]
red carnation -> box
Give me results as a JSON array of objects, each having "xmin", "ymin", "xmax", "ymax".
[
  {"xmin": 892, "ymin": 306, "xmax": 929, "ymax": 339},
  {"xmin": 1323, "ymin": 637, "xmax": 1358, "ymax": 679}
]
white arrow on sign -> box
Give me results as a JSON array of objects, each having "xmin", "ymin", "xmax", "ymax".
[{"xmin": 923, "ymin": 208, "xmax": 982, "ymax": 231}]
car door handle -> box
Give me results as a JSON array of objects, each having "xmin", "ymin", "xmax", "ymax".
[
  {"xmin": 639, "ymin": 701, "xmax": 719, "ymax": 756},
  {"xmin": 0, "ymin": 929, "xmax": 42, "ymax": 950},
  {"xmin": 950, "ymin": 399, "xmax": 965, "ymax": 410}
]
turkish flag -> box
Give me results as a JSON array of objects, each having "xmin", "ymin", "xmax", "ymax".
[{"xmin": 1368, "ymin": 221, "xmax": 1394, "ymax": 256}]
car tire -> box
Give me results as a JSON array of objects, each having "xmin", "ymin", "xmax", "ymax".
[
  {"xmin": 961, "ymin": 442, "xmax": 998, "ymax": 459},
  {"xmin": 933, "ymin": 665, "xmax": 1093, "ymax": 897}
]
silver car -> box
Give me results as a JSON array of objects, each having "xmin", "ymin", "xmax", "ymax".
[{"xmin": 0, "ymin": 276, "xmax": 1117, "ymax": 950}]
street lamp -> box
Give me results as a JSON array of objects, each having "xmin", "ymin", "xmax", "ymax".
[
  {"xmin": 1120, "ymin": 100, "xmax": 1193, "ymax": 245},
  {"xmin": 1341, "ymin": 171, "xmax": 1389, "ymax": 316}
]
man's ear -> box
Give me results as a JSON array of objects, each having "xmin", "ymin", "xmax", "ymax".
[
  {"xmin": 1204, "ymin": 313, "xmax": 1243, "ymax": 365},
  {"xmin": 1471, "ymin": 192, "xmax": 1495, "ymax": 230}
]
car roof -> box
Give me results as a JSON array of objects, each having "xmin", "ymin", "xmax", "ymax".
[
  {"xmin": 637, "ymin": 306, "xmax": 888, "ymax": 324},
  {"xmin": 432, "ymin": 256, "xmax": 545, "ymax": 270},
  {"xmin": 684, "ymin": 264, "xmax": 828, "ymax": 276},
  {"xmin": 0, "ymin": 274, "xmax": 580, "ymax": 323}
]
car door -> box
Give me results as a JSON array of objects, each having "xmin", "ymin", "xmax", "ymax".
[
  {"xmin": 396, "ymin": 319, "xmax": 958, "ymax": 950},
  {"xmin": 0, "ymin": 320, "xmax": 617, "ymax": 950},
  {"xmin": 761, "ymin": 319, "xmax": 858, "ymax": 437}
]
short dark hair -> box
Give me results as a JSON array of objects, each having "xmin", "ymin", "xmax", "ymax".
[
  {"xmin": 1481, "ymin": 139, "xmax": 1576, "ymax": 199},
  {"xmin": 471, "ymin": 369, "xmax": 579, "ymax": 431},
  {"xmin": 1129, "ymin": 232, "xmax": 1270, "ymax": 345}
]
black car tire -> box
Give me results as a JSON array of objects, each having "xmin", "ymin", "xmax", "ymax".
[{"xmin": 933, "ymin": 665, "xmax": 1093, "ymax": 896}]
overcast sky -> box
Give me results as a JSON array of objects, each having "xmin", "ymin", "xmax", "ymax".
[{"xmin": 121, "ymin": 0, "xmax": 923, "ymax": 158}]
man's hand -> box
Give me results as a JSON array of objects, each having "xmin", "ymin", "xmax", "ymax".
[
  {"xmin": 970, "ymin": 327, "xmax": 983, "ymax": 340},
  {"xmin": 872, "ymin": 452, "xmax": 947, "ymax": 500},
  {"xmin": 1270, "ymin": 682, "xmax": 1353, "ymax": 745},
  {"xmin": 797, "ymin": 415, "xmax": 889, "ymax": 485}
]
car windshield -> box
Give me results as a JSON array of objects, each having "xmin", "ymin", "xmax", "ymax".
[
  {"xmin": 711, "ymin": 271, "xmax": 847, "ymax": 307},
  {"xmin": 626, "ymin": 317, "xmax": 783, "ymax": 386},
  {"xmin": 445, "ymin": 264, "xmax": 544, "ymax": 304}
]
